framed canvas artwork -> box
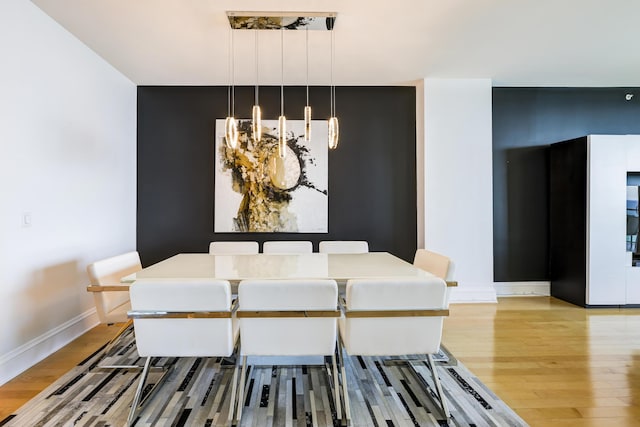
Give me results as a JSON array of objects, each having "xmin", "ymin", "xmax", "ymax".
[{"xmin": 214, "ymin": 119, "xmax": 328, "ymax": 233}]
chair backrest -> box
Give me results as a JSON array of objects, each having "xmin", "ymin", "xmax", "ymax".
[
  {"xmin": 340, "ymin": 278, "xmax": 447, "ymax": 356},
  {"xmin": 319, "ymin": 240, "xmax": 369, "ymax": 254},
  {"xmin": 262, "ymin": 241, "xmax": 313, "ymax": 254},
  {"xmin": 238, "ymin": 279, "xmax": 338, "ymax": 356},
  {"xmin": 413, "ymin": 249, "xmax": 450, "ymax": 280},
  {"xmin": 87, "ymin": 251, "xmax": 141, "ymax": 324},
  {"xmin": 209, "ymin": 241, "xmax": 259, "ymax": 254},
  {"xmin": 129, "ymin": 279, "xmax": 235, "ymax": 357}
]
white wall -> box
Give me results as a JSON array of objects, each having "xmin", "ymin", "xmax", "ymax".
[
  {"xmin": 0, "ymin": 0, "xmax": 136, "ymax": 385},
  {"xmin": 421, "ymin": 79, "xmax": 496, "ymax": 302}
]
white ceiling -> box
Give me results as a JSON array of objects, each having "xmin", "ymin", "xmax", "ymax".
[{"xmin": 31, "ymin": 0, "xmax": 640, "ymax": 87}]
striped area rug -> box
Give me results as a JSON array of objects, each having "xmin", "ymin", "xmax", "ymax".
[{"xmin": 0, "ymin": 329, "xmax": 528, "ymax": 427}]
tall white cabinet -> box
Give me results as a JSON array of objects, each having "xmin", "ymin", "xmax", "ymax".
[{"xmin": 550, "ymin": 135, "xmax": 640, "ymax": 306}]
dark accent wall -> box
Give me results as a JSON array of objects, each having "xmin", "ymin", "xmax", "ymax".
[
  {"xmin": 493, "ymin": 87, "xmax": 640, "ymax": 282},
  {"xmin": 137, "ymin": 86, "xmax": 416, "ymax": 266}
]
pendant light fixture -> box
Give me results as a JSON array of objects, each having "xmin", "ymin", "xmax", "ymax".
[
  {"xmin": 328, "ymin": 26, "xmax": 339, "ymax": 150},
  {"xmin": 225, "ymin": 12, "xmax": 338, "ymax": 153},
  {"xmin": 224, "ymin": 27, "xmax": 238, "ymax": 149},
  {"xmin": 278, "ymin": 24, "xmax": 287, "ymax": 158},
  {"xmin": 304, "ymin": 27, "xmax": 312, "ymax": 141},
  {"xmin": 251, "ymin": 29, "xmax": 262, "ymax": 144}
]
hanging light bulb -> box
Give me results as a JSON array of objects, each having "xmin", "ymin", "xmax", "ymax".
[
  {"xmin": 278, "ymin": 23, "xmax": 287, "ymax": 158},
  {"xmin": 225, "ymin": 116, "xmax": 238, "ymax": 149},
  {"xmin": 252, "ymin": 29, "xmax": 262, "ymax": 143},
  {"xmin": 328, "ymin": 117, "xmax": 339, "ymax": 149},
  {"xmin": 328, "ymin": 24, "xmax": 339, "ymax": 150},
  {"xmin": 224, "ymin": 27, "xmax": 238, "ymax": 149},
  {"xmin": 278, "ymin": 115, "xmax": 287, "ymax": 158},
  {"xmin": 304, "ymin": 27, "xmax": 312, "ymax": 141}
]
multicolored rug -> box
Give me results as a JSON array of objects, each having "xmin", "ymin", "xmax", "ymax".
[{"xmin": 0, "ymin": 330, "xmax": 528, "ymax": 427}]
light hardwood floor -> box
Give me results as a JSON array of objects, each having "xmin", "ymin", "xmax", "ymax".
[{"xmin": 1, "ymin": 297, "xmax": 640, "ymax": 426}]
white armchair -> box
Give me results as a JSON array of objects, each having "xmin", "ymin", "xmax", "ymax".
[
  {"xmin": 262, "ymin": 240, "xmax": 313, "ymax": 254},
  {"xmin": 235, "ymin": 279, "xmax": 344, "ymax": 424},
  {"xmin": 338, "ymin": 277, "xmax": 451, "ymax": 422},
  {"xmin": 209, "ymin": 241, "xmax": 259, "ymax": 254},
  {"xmin": 413, "ymin": 249, "xmax": 450, "ymax": 279},
  {"xmin": 86, "ymin": 251, "xmax": 141, "ymax": 357},
  {"xmin": 413, "ymin": 248, "xmax": 457, "ymax": 306},
  {"xmin": 319, "ymin": 240, "xmax": 369, "ymax": 254},
  {"xmin": 127, "ymin": 279, "xmax": 239, "ymax": 426}
]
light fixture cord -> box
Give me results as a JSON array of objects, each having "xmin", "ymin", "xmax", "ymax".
[
  {"xmin": 330, "ymin": 28, "xmax": 335, "ymax": 117},
  {"xmin": 255, "ymin": 29, "xmax": 259, "ymax": 105},
  {"xmin": 231, "ymin": 27, "xmax": 235, "ymax": 116},
  {"xmin": 306, "ymin": 27, "xmax": 309, "ymax": 106},
  {"xmin": 227, "ymin": 27, "xmax": 232, "ymax": 117},
  {"xmin": 280, "ymin": 24, "xmax": 284, "ymax": 116}
]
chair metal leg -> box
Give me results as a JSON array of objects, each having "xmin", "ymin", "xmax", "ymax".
[
  {"xmin": 337, "ymin": 337, "xmax": 351, "ymax": 426},
  {"xmin": 98, "ymin": 320, "xmax": 143, "ymax": 370},
  {"xmin": 330, "ymin": 351, "xmax": 342, "ymax": 421},
  {"xmin": 103, "ymin": 319, "xmax": 133, "ymax": 356},
  {"xmin": 426, "ymin": 354, "xmax": 451, "ymax": 419},
  {"xmin": 228, "ymin": 341, "xmax": 241, "ymax": 426},
  {"xmin": 127, "ymin": 356, "xmax": 151, "ymax": 426},
  {"xmin": 127, "ymin": 357, "xmax": 172, "ymax": 426},
  {"xmin": 234, "ymin": 355, "xmax": 248, "ymax": 425}
]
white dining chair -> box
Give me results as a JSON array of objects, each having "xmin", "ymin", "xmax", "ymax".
[
  {"xmin": 86, "ymin": 251, "xmax": 142, "ymax": 357},
  {"xmin": 127, "ymin": 279, "xmax": 239, "ymax": 426},
  {"xmin": 413, "ymin": 249, "xmax": 450, "ymax": 279},
  {"xmin": 235, "ymin": 279, "xmax": 344, "ymax": 424},
  {"xmin": 338, "ymin": 277, "xmax": 451, "ymax": 422},
  {"xmin": 209, "ymin": 241, "xmax": 259, "ymax": 255},
  {"xmin": 319, "ymin": 240, "xmax": 369, "ymax": 254},
  {"xmin": 413, "ymin": 248, "xmax": 457, "ymax": 307},
  {"xmin": 262, "ymin": 240, "xmax": 313, "ymax": 254}
]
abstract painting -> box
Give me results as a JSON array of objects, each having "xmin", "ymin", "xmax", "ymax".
[{"xmin": 214, "ymin": 119, "xmax": 328, "ymax": 233}]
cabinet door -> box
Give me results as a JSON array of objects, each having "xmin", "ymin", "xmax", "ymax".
[
  {"xmin": 626, "ymin": 268, "xmax": 640, "ymax": 304},
  {"xmin": 586, "ymin": 137, "xmax": 627, "ymax": 305}
]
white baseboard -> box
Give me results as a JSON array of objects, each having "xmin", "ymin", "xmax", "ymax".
[
  {"xmin": 494, "ymin": 281, "xmax": 550, "ymax": 297},
  {"xmin": 449, "ymin": 284, "xmax": 498, "ymax": 303},
  {"xmin": 0, "ymin": 308, "xmax": 99, "ymax": 386}
]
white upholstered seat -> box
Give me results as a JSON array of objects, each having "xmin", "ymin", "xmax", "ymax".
[
  {"xmin": 413, "ymin": 249, "xmax": 450, "ymax": 280},
  {"xmin": 127, "ymin": 279, "xmax": 239, "ymax": 426},
  {"xmin": 235, "ymin": 279, "xmax": 343, "ymax": 423},
  {"xmin": 413, "ymin": 248, "xmax": 455, "ymax": 307},
  {"xmin": 86, "ymin": 251, "xmax": 142, "ymax": 362},
  {"xmin": 319, "ymin": 240, "xmax": 369, "ymax": 254},
  {"xmin": 338, "ymin": 277, "xmax": 451, "ymax": 421},
  {"xmin": 87, "ymin": 251, "xmax": 141, "ymax": 324},
  {"xmin": 262, "ymin": 240, "xmax": 312, "ymax": 254},
  {"xmin": 209, "ymin": 241, "xmax": 259, "ymax": 255}
]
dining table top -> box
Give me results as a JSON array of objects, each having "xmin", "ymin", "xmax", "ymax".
[{"xmin": 121, "ymin": 252, "xmax": 433, "ymax": 286}]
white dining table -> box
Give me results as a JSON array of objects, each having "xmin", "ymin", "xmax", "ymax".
[{"xmin": 122, "ymin": 252, "xmax": 433, "ymax": 291}]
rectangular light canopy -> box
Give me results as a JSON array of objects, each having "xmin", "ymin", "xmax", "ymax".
[{"xmin": 226, "ymin": 11, "xmax": 337, "ymax": 30}]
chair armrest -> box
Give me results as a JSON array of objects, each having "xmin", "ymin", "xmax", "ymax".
[
  {"xmin": 128, "ymin": 310, "xmax": 233, "ymax": 319},
  {"xmin": 343, "ymin": 308, "xmax": 449, "ymax": 318},
  {"xmin": 86, "ymin": 285, "xmax": 130, "ymax": 292},
  {"xmin": 236, "ymin": 308, "xmax": 341, "ymax": 318}
]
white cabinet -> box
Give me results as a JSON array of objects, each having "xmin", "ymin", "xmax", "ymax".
[{"xmin": 550, "ymin": 135, "xmax": 640, "ymax": 306}]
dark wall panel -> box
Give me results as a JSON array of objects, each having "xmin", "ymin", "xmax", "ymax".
[
  {"xmin": 137, "ymin": 86, "xmax": 416, "ymax": 266},
  {"xmin": 493, "ymin": 87, "xmax": 640, "ymax": 282}
]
